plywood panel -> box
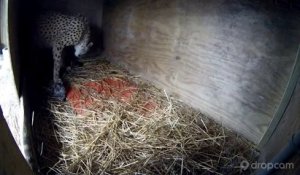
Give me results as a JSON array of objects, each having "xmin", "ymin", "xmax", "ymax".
[
  {"xmin": 259, "ymin": 78, "xmax": 300, "ymax": 174},
  {"xmin": 0, "ymin": 107, "xmax": 34, "ymax": 175},
  {"xmin": 103, "ymin": 0, "xmax": 300, "ymax": 143}
]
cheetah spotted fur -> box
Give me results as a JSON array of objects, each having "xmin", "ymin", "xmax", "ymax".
[{"xmin": 37, "ymin": 12, "xmax": 93, "ymax": 100}]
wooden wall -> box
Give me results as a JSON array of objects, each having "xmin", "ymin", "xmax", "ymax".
[
  {"xmin": 103, "ymin": 0, "xmax": 300, "ymax": 143},
  {"xmin": 0, "ymin": 0, "xmax": 8, "ymax": 46},
  {"xmin": 0, "ymin": 1, "xmax": 34, "ymax": 174},
  {"xmin": 259, "ymin": 77, "xmax": 300, "ymax": 174},
  {"xmin": 0, "ymin": 107, "xmax": 34, "ymax": 175}
]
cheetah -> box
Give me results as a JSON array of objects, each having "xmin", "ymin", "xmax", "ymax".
[{"xmin": 36, "ymin": 12, "xmax": 93, "ymax": 100}]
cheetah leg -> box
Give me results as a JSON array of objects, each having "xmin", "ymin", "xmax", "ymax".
[
  {"xmin": 52, "ymin": 46, "xmax": 65, "ymax": 100},
  {"xmin": 53, "ymin": 46, "xmax": 63, "ymax": 84}
]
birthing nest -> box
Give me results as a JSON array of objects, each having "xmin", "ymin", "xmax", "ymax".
[{"xmin": 36, "ymin": 58, "xmax": 258, "ymax": 175}]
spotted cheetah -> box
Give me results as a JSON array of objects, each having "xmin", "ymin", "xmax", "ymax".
[{"xmin": 37, "ymin": 12, "xmax": 93, "ymax": 100}]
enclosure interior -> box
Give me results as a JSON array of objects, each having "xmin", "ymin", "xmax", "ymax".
[
  {"xmin": 11, "ymin": 0, "xmax": 300, "ymax": 173},
  {"xmin": 16, "ymin": 0, "xmax": 300, "ymax": 144}
]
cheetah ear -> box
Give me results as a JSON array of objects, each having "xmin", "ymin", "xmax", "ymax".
[{"xmin": 88, "ymin": 42, "xmax": 93, "ymax": 48}]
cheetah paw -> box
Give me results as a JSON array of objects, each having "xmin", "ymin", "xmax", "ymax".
[{"xmin": 51, "ymin": 82, "xmax": 66, "ymax": 101}]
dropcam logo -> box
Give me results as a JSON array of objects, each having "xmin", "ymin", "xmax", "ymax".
[
  {"xmin": 239, "ymin": 160, "xmax": 294, "ymax": 171},
  {"xmin": 240, "ymin": 160, "xmax": 250, "ymax": 171}
]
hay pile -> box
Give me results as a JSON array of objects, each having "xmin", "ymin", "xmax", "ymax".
[{"xmin": 38, "ymin": 59, "xmax": 258, "ymax": 175}]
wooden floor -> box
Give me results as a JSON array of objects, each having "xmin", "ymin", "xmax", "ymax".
[{"xmin": 103, "ymin": 0, "xmax": 300, "ymax": 143}]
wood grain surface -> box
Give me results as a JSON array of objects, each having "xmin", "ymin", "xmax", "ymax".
[
  {"xmin": 103, "ymin": 0, "xmax": 300, "ymax": 143},
  {"xmin": 259, "ymin": 78, "xmax": 300, "ymax": 174},
  {"xmin": 0, "ymin": 107, "xmax": 34, "ymax": 175}
]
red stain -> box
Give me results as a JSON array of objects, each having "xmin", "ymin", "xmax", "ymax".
[
  {"xmin": 143, "ymin": 101, "xmax": 157, "ymax": 111},
  {"xmin": 67, "ymin": 77, "xmax": 138, "ymax": 115},
  {"xmin": 66, "ymin": 87, "xmax": 94, "ymax": 114},
  {"xmin": 140, "ymin": 100, "xmax": 158, "ymax": 117}
]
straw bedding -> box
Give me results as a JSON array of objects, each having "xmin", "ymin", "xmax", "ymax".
[{"xmin": 35, "ymin": 58, "xmax": 258, "ymax": 175}]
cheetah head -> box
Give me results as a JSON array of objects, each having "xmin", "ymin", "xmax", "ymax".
[{"xmin": 74, "ymin": 41, "xmax": 93, "ymax": 58}]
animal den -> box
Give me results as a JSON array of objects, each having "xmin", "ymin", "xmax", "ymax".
[
  {"xmin": 34, "ymin": 59, "xmax": 258, "ymax": 175},
  {"xmin": 2, "ymin": 0, "xmax": 300, "ymax": 175}
]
